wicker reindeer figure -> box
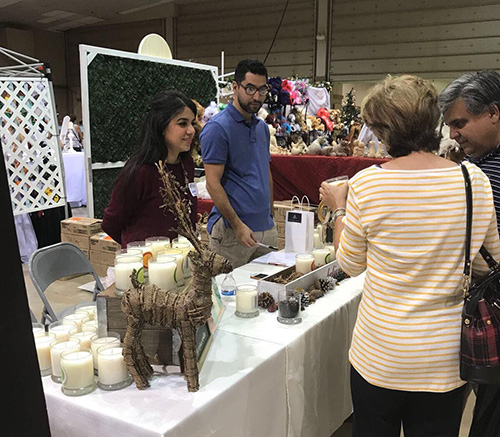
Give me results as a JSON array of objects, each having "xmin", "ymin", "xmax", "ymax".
[{"xmin": 121, "ymin": 161, "xmax": 232, "ymax": 392}]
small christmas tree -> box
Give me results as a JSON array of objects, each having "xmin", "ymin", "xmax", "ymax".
[{"xmin": 340, "ymin": 88, "xmax": 361, "ymax": 127}]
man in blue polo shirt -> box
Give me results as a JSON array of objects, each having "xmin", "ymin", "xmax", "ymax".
[{"xmin": 200, "ymin": 59, "xmax": 277, "ymax": 267}]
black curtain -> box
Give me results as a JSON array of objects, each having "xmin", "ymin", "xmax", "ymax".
[{"xmin": 0, "ymin": 154, "xmax": 51, "ymax": 435}]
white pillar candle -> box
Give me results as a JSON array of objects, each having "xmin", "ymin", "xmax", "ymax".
[
  {"xmin": 157, "ymin": 250, "xmax": 185, "ymax": 286},
  {"xmin": 35, "ymin": 333, "xmax": 56, "ymax": 376},
  {"xmin": 63, "ymin": 312, "xmax": 88, "ymax": 332},
  {"xmin": 70, "ymin": 326, "xmax": 97, "ymax": 349},
  {"xmin": 312, "ymin": 248, "xmax": 331, "ymax": 268},
  {"xmin": 50, "ymin": 339, "xmax": 80, "ymax": 382},
  {"xmin": 295, "ymin": 253, "xmax": 315, "ymax": 274},
  {"xmin": 97, "ymin": 345, "xmax": 129, "ymax": 386},
  {"xmin": 235, "ymin": 285, "xmax": 259, "ymax": 318},
  {"xmin": 145, "ymin": 236, "xmax": 171, "ymax": 259},
  {"xmin": 91, "ymin": 333, "xmax": 121, "ymax": 370},
  {"xmin": 148, "ymin": 257, "xmax": 177, "ymax": 291},
  {"xmin": 114, "ymin": 255, "xmax": 143, "ymax": 291},
  {"xmin": 49, "ymin": 321, "xmax": 77, "ymax": 341},
  {"xmin": 60, "ymin": 349, "xmax": 95, "ymax": 391}
]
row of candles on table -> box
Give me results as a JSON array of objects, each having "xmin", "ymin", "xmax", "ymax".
[
  {"xmin": 33, "ymin": 302, "xmax": 132, "ymax": 396},
  {"xmin": 115, "ymin": 235, "xmax": 193, "ymax": 295}
]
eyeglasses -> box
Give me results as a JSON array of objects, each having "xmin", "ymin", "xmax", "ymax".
[{"xmin": 238, "ymin": 83, "xmax": 270, "ymax": 96}]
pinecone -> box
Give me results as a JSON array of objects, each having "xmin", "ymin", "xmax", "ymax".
[
  {"xmin": 318, "ymin": 277, "xmax": 336, "ymax": 293},
  {"xmin": 301, "ymin": 292, "xmax": 311, "ymax": 307},
  {"xmin": 268, "ymin": 302, "xmax": 278, "ymax": 312},
  {"xmin": 258, "ymin": 291, "xmax": 275, "ymax": 309}
]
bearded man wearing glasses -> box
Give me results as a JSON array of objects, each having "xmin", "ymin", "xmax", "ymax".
[{"xmin": 200, "ymin": 59, "xmax": 277, "ymax": 268}]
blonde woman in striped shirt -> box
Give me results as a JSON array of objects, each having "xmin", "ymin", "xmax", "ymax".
[{"xmin": 320, "ymin": 75, "xmax": 500, "ymax": 437}]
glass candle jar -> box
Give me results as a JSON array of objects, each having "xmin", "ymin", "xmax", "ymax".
[
  {"xmin": 114, "ymin": 253, "xmax": 143, "ymax": 295},
  {"xmin": 81, "ymin": 316, "xmax": 98, "ymax": 330},
  {"xmin": 145, "ymin": 236, "xmax": 171, "ymax": 259},
  {"xmin": 127, "ymin": 241, "xmax": 153, "ymax": 269},
  {"xmin": 157, "ymin": 249, "xmax": 185, "ymax": 287},
  {"xmin": 313, "ymin": 230, "xmax": 323, "ymax": 249},
  {"xmin": 277, "ymin": 290, "xmax": 302, "ymax": 325},
  {"xmin": 69, "ymin": 325, "xmax": 97, "ymax": 349},
  {"xmin": 171, "ymin": 241, "xmax": 192, "ymax": 279},
  {"xmin": 323, "ymin": 244, "xmax": 336, "ymax": 262},
  {"xmin": 50, "ymin": 338, "xmax": 80, "ymax": 383},
  {"xmin": 235, "ymin": 284, "xmax": 259, "ymax": 318},
  {"xmin": 295, "ymin": 253, "xmax": 315, "ymax": 274},
  {"xmin": 90, "ymin": 332, "xmax": 121, "ymax": 371},
  {"xmin": 32, "ymin": 322, "xmax": 45, "ymax": 337},
  {"xmin": 312, "ymin": 248, "xmax": 331, "ymax": 268},
  {"xmin": 62, "ymin": 312, "xmax": 88, "ymax": 332},
  {"xmin": 35, "ymin": 332, "xmax": 56, "ymax": 376},
  {"xmin": 49, "ymin": 320, "xmax": 77, "ymax": 341},
  {"xmin": 60, "ymin": 347, "xmax": 96, "ymax": 396},
  {"xmin": 75, "ymin": 302, "xmax": 97, "ymax": 321},
  {"xmin": 148, "ymin": 256, "xmax": 177, "ymax": 291},
  {"xmin": 97, "ymin": 344, "xmax": 132, "ymax": 391}
]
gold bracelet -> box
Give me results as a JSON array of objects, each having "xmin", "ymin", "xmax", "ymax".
[{"xmin": 332, "ymin": 208, "xmax": 346, "ymax": 221}]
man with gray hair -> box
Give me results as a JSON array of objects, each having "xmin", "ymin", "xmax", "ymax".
[{"xmin": 439, "ymin": 70, "xmax": 500, "ymax": 436}]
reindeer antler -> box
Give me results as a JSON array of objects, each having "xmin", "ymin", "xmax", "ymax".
[{"xmin": 156, "ymin": 161, "xmax": 203, "ymax": 253}]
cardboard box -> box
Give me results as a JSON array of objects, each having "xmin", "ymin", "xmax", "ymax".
[
  {"xmin": 61, "ymin": 217, "xmax": 102, "ymax": 236},
  {"xmin": 90, "ymin": 232, "xmax": 121, "ymax": 253},
  {"xmin": 274, "ymin": 200, "xmax": 318, "ymax": 224},
  {"xmin": 90, "ymin": 250, "xmax": 115, "ymax": 266},
  {"xmin": 257, "ymin": 260, "xmax": 343, "ymax": 301},
  {"xmin": 91, "ymin": 261, "xmax": 109, "ymax": 277},
  {"xmin": 61, "ymin": 232, "xmax": 91, "ymax": 250}
]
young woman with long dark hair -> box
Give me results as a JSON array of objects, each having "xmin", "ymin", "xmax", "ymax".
[{"xmin": 102, "ymin": 90, "xmax": 198, "ymax": 247}]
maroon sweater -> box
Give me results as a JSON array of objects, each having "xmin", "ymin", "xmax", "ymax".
[{"xmin": 102, "ymin": 155, "xmax": 197, "ymax": 248}]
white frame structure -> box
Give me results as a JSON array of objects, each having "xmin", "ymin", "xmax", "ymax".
[
  {"xmin": 1, "ymin": 47, "xmax": 67, "ymax": 216},
  {"xmin": 79, "ymin": 44, "xmax": 219, "ymax": 218}
]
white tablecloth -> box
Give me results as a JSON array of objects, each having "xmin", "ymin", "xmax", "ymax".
[
  {"xmin": 62, "ymin": 152, "xmax": 86, "ymax": 207},
  {"xmin": 42, "ymin": 261, "xmax": 364, "ymax": 437}
]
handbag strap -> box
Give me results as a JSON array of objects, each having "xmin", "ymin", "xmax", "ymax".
[
  {"xmin": 460, "ymin": 164, "xmax": 499, "ymax": 295},
  {"xmin": 461, "ymin": 163, "xmax": 473, "ymax": 296}
]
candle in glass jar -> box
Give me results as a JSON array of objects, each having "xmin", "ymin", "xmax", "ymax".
[
  {"xmin": 49, "ymin": 320, "xmax": 76, "ymax": 341},
  {"xmin": 75, "ymin": 303, "xmax": 97, "ymax": 321},
  {"xmin": 148, "ymin": 257, "xmax": 177, "ymax": 291},
  {"xmin": 157, "ymin": 250, "xmax": 184, "ymax": 286},
  {"xmin": 313, "ymin": 230, "xmax": 323, "ymax": 249},
  {"xmin": 295, "ymin": 253, "xmax": 315, "ymax": 274},
  {"xmin": 91, "ymin": 333, "xmax": 121, "ymax": 370},
  {"xmin": 50, "ymin": 338, "xmax": 80, "ymax": 383},
  {"xmin": 69, "ymin": 326, "xmax": 97, "ymax": 349},
  {"xmin": 63, "ymin": 312, "xmax": 88, "ymax": 332},
  {"xmin": 323, "ymin": 244, "xmax": 336, "ymax": 261},
  {"xmin": 235, "ymin": 284, "xmax": 259, "ymax": 318},
  {"xmin": 172, "ymin": 241, "xmax": 192, "ymax": 278},
  {"xmin": 114, "ymin": 254, "xmax": 143, "ymax": 292},
  {"xmin": 312, "ymin": 248, "xmax": 331, "ymax": 268},
  {"xmin": 145, "ymin": 236, "xmax": 171, "ymax": 259},
  {"xmin": 32, "ymin": 323, "xmax": 45, "ymax": 336},
  {"xmin": 97, "ymin": 345, "xmax": 131, "ymax": 389},
  {"xmin": 127, "ymin": 241, "xmax": 153, "ymax": 269},
  {"xmin": 60, "ymin": 348, "xmax": 95, "ymax": 394},
  {"xmin": 35, "ymin": 332, "xmax": 56, "ymax": 376}
]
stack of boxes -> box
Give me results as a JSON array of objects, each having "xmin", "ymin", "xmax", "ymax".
[
  {"xmin": 60, "ymin": 217, "xmax": 120, "ymax": 277},
  {"xmin": 273, "ymin": 200, "xmax": 318, "ymax": 250}
]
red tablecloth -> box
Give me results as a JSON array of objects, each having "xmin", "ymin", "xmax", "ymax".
[
  {"xmin": 196, "ymin": 155, "xmax": 388, "ymax": 217},
  {"xmin": 271, "ymin": 155, "xmax": 388, "ymax": 204}
]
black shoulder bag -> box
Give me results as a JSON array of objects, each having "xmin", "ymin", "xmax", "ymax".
[{"xmin": 460, "ymin": 163, "xmax": 500, "ymax": 384}]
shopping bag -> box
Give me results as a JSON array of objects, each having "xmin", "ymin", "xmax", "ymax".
[{"xmin": 285, "ymin": 196, "xmax": 314, "ymax": 253}]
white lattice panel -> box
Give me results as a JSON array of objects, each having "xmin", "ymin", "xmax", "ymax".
[{"xmin": 1, "ymin": 77, "xmax": 66, "ymax": 215}]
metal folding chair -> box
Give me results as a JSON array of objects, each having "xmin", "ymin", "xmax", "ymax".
[{"xmin": 28, "ymin": 242, "xmax": 105, "ymax": 324}]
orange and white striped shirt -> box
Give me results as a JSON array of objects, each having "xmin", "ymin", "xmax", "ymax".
[{"xmin": 337, "ymin": 161, "xmax": 500, "ymax": 392}]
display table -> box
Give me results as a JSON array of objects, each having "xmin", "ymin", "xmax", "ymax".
[
  {"xmin": 41, "ymin": 261, "xmax": 364, "ymax": 437},
  {"xmin": 271, "ymin": 155, "xmax": 388, "ymax": 204},
  {"xmin": 62, "ymin": 151, "xmax": 86, "ymax": 207}
]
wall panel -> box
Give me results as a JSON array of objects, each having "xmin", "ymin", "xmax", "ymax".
[
  {"xmin": 330, "ymin": 0, "xmax": 500, "ymax": 81},
  {"xmin": 176, "ymin": 0, "xmax": 315, "ymax": 78}
]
